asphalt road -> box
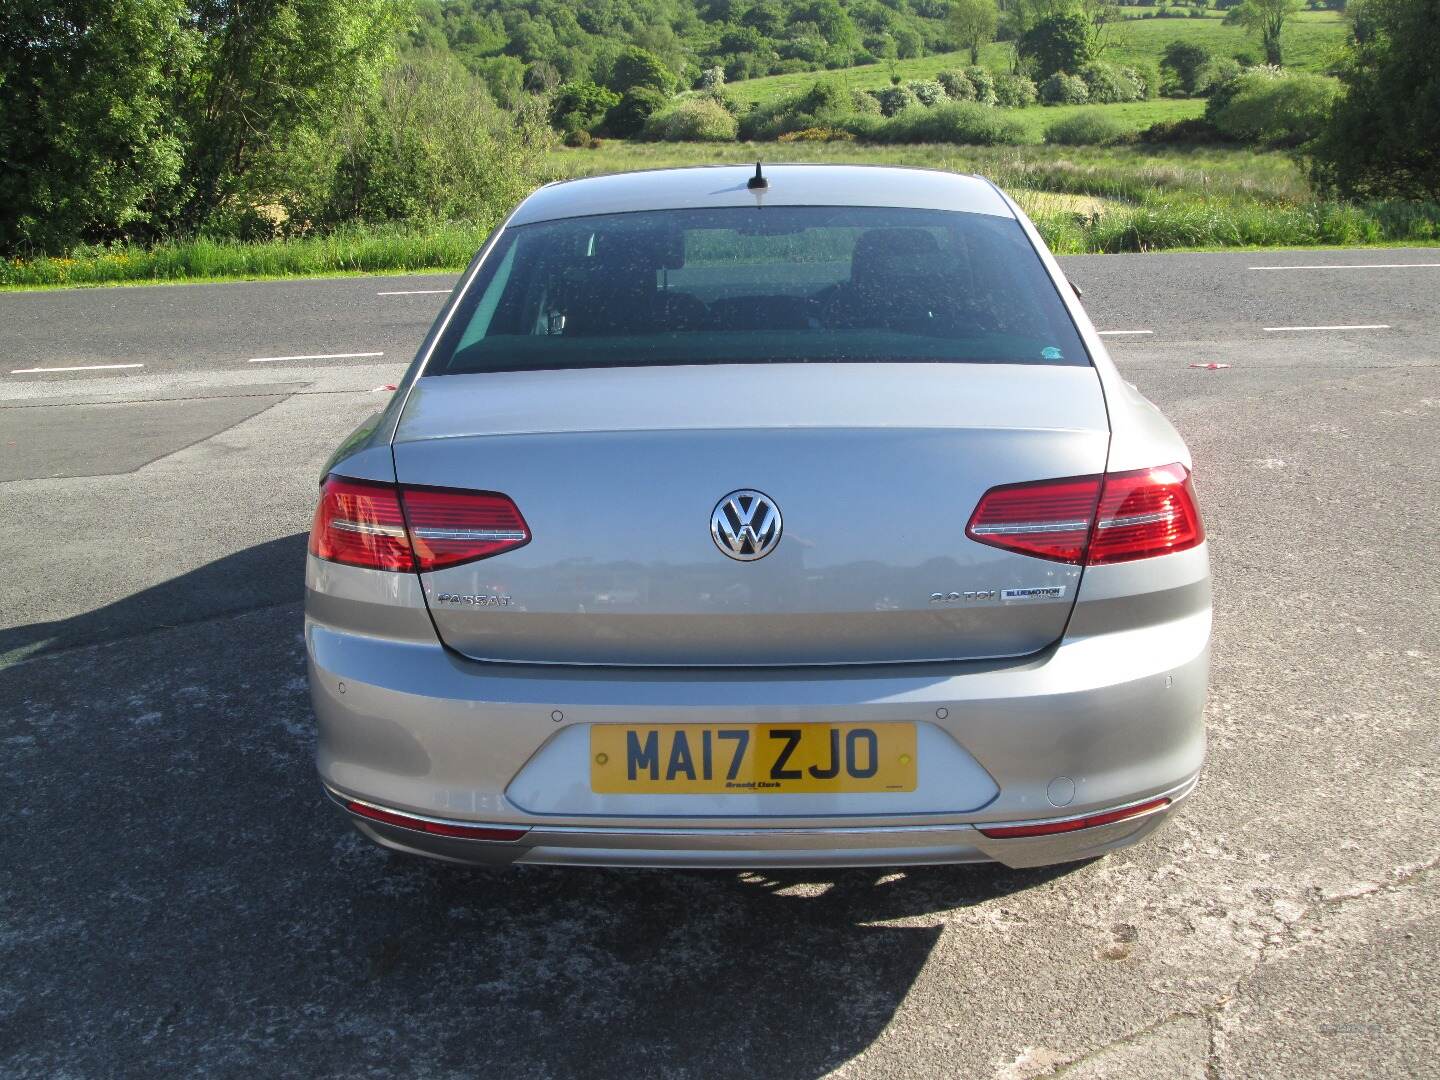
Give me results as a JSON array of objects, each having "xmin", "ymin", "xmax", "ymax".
[{"xmin": 2, "ymin": 251, "xmax": 1438, "ymax": 1078}]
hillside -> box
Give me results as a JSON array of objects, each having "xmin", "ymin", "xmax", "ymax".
[{"xmin": 722, "ymin": 10, "xmax": 1348, "ymax": 104}]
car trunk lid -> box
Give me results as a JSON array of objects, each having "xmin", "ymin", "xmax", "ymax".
[{"xmin": 391, "ymin": 363, "xmax": 1109, "ymax": 666}]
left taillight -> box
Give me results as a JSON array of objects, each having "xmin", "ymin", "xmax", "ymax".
[{"xmin": 309, "ymin": 475, "xmax": 530, "ymax": 572}]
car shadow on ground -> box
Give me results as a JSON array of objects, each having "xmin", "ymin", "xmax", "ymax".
[{"xmin": 0, "ymin": 536, "xmax": 1086, "ymax": 1078}]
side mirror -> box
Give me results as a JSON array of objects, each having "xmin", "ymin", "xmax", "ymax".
[{"xmin": 1069, "ymin": 279, "xmax": 1084, "ymax": 300}]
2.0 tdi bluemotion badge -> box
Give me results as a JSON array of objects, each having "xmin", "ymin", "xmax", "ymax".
[{"xmin": 305, "ymin": 164, "xmax": 1210, "ymax": 869}]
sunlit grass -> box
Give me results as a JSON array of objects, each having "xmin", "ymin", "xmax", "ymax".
[
  {"xmin": 7, "ymin": 137, "xmax": 1439, "ymax": 288},
  {"xmin": 0, "ymin": 222, "xmax": 492, "ymax": 288}
]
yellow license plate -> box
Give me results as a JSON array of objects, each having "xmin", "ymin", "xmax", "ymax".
[{"xmin": 590, "ymin": 723, "xmax": 917, "ymax": 794}]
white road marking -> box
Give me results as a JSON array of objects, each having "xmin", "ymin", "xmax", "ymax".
[
  {"xmin": 1249, "ymin": 263, "xmax": 1440, "ymax": 271},
  {"xmin": 377, "ymin": 289, "xmax": 451, "ymax": 296},
  {"xmin": 1098, "ymin": 330, "xmax": 1153, "ymax": 336},
  {"xmin": 9, "ymin": 363, "xmax": 144, "ymax": 374},
  {"xmin": 1262, "ymin": 324, "xmax": 1390, "ymax": 332},
  {"xmin": 247, "ymin": 351, "xmax": 384, "ymax": 363}
]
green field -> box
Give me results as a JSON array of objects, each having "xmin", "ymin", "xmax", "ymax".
[
  {"xmin": 552, "ymin": 140, "xmax": 1309, "ymax": 203},
  {"xmin": 722, "ymin": 11, "xmax": 1349, "ymax": 106}
]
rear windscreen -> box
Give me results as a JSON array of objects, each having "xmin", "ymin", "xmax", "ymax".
[{"xmin": 427, "ymin": 205, "xmax": 1090, "ymax": 374}]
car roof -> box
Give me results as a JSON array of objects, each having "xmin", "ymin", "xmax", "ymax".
[{"xmin": 508, "ymin": 164, "xmax": 1014, "ymax": 225}]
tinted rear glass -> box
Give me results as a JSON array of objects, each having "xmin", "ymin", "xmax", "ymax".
[{"xmin": 428, "ymin": 205, "xmax": 1089, "ymax": 374}]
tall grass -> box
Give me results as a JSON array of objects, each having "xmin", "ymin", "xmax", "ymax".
[
  {"xmin": 6, "ymin": 144, "xmax": 1439, "ymax": 288},
  {"xmin": 0, "ymin": 222, "xmax": 493, "ymax": 288}
]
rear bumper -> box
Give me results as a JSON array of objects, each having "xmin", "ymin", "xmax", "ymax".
[
  {"xmin": 327, "ymin": 778, "xmax": 1195, "ymax": 869},
  {"xmin": 308, "ymin": 563, "xmax": 1210, "ymax": 869}
]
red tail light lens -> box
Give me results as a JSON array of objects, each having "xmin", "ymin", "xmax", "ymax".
[
  {"xmin": 309, "ymin": 475, "xmax": 530, "ymax": 572},
  {"xmin": 399, "ymin": 487, "xmax": 530, "ymax": 571},
  {"xmin": 345, "ymin": 800, "xmax": 528, "ymax": 842},
  {"xmin": 966, "ymin": 463, "xmax": 1204, "ymax": 565},
  {"xmin": 965, "ymin": 475, "xmax": 1102, "ymax": 564},
  {"xmin": 1087, "ymin": 463, "xmax": 1204, "ymax": 564},
  {"xmin": 309, "ymin": 476, "xmax": 414, "ymax": 571},
  {"xmin": 978, "ymin": 797, "xmax": 1171, "ymax": 839}
]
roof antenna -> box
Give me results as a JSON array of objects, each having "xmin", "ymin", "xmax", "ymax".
[{"xmin": 747, "ymin": 161, "xmax": 768, "ymax": 190}]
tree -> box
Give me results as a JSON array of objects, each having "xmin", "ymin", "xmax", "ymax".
[
  {"xmin": 1019, "ymin": 11, "xmax": 1098, "ymax": 80},
  {"xmin": 1223, "ymin": 0, "xmax": 1302, "ymax": 66},
  {"xmin": 1161, "ymin": 39, "xmax": 1214, "ymax": 95},
  {"xmin": 950, "ymin": 0, "xmax": 998, "ymax": 65},
  {"xmin": 177, "ymin": 0, "xmax": 407, "ymax": 232},
  {"xmin": 550, "ymin": 81, "xmax": 621, "ymax": 133},
  {"xmin": 1310, "ymin": 0, "xmax": 1440, "ymax": 200},
  {"xmin": 606, "ymin": 45, "xmax": 674, "ymax": 93},
  {"xmin": 0, "ymin": 0, "xmax": 196, "ymax": 252},
  {"xmin": 604, "ymin": 85, "xmax": 668, "ymax": 135},
  {"xmin": 740, "ymin": 1, "xmax": 786, "ymax": 36}
]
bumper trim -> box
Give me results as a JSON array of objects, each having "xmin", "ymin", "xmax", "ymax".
[
  {"xmin": 977, "ymin": 793, "xmax": 1174, "ymax": 839},
  {"xmin": 329, "ymin": 789, "xmax": 529, "ymax": 842},
  {"xmin": 323, "ymin": 773, "xmax": 1200, "ymax": 869}
]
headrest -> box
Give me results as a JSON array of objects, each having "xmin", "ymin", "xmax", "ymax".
[
  {"xmin": 586, "ymin": 227, "xmax": 685, "ymax": 273},
  {"xmin": 850, "ymin": 228, "xmax": 942, "ymax": 287}
]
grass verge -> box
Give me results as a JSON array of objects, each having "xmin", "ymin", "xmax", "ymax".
[
  {"xmin": 7, "ymin": 142, "xmax": 1440, "ymax": 287},
  {"xmin": 0, "ymin": 222, "xmax": 492, "ymax": 289}
]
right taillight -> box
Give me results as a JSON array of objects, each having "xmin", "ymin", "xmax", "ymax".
[
  {"xmin": 309, "ymin": 475, "xmax": 530, "ymax": 572},
  {"xmin": 967, "ymin": 463, "xmax": 1204, "ymax": 566},
  {"xmin": 1087, "ymin": 462, "xmax": 1204, "ymax": 564}
]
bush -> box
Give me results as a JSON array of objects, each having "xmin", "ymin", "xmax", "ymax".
[
  {"xmin": 323, "ymin": 60, "xmax": 551, "ymax": 229},
  {"xmin": 1078, "ymin": 61, "xmax": 1141, "ymax": 103},
  {"xmin": 1040, "ymin": 72, "xmax": 1090, "ymax": 104},
  {"xmin": 1138, "ymin": 116, "xmax": 1233, "ymax": 143},
  {"xmin": 871, "ymin": 85, "xmax": 920, "ymax": 116},
  {"xmin": 551, "ymin": 81, "xmax": 620, "ymax": 133},
  {"xmin": 641, "ymin": 98, "xmax": 739, "ymax": 141},
  {"xmin": 1310, "ymin": 0, "xmax": 1440, "ymax": 199},
  {"xmin": 850, "ymin": 89, "xmax": 883, "ymax": 114},
  {"xmin": 854, "ymin": 101, "xmax": 1031, "ymax": 144},
  {"xmin": 1205, "ymin": 69, "xmax": 1341, "ymax": 147},
  {"xmin": 603, "ymin": 86, "xmax": 669, "ymax": 137},
  {"xmin": 1126, "ymin": 61, "xmax": 1161, "ymax": 100},
  {"xmin": 776, "ymin": 126, "xmax": 856, "ymax": 141},
  {"xmin": 907, "ymin": 79, "xmax": 946, "ymax": 106},
  {"xmin": 964, "ymin": 65, "xmax": 998, "ymax": 105},
  {"xmin": 1162, "ymin": 40, "xmax": 1215, "ymax": 95},
  {"xmin": 993, "ymin": 73, "xmax": 1040, "ymax": 107},
  {"xmin": 1201, "ymin": 57, "xmax": 1244, "ymax": 96},
  {"xmin": 797, "ymin": 80, "xmax": 850, "ymax": 115},
  {"xmin": 737, "ymin": 81, "xmax": 855, "ymax": 139},
  {"xmin": 563, "ymin": 129, "xmax": 592, "ymax": 148},
  {"xmin": 937, "ymin": 70, "xmax": 977, "ymax": 101},
  {"xmin": 1045, "ymin": 109, "xmax": 1131, "ymax": 145}
]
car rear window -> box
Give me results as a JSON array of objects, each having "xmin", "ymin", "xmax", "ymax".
[{"xmin": 427, "ymin": 205, "xmax": 1090, "ymax": 374}]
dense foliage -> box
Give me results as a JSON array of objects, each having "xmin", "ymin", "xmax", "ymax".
[
  {"xmin": 0, "ymin": 0, "xmax": 552, "ymax": 254},
  {"xmin": 1045, "ymin": 109, "xmax": 1131, "ymax": 144},
  {"xmin": 410, "ymin": 0, "xmax": 961, "ymax": 100},
  {"xmin": 1205, "ymin": 66, "xmax": 1340, "ymax": 146},
  {"xmin": 0, "ymin": 0, "xmax": 194, "ymax": 252},
  {"xmin": 5, "ymin": 0, "xmax": 1436, "ymax": 262},
  {"xmin": 1310, "ymin": 0, "xmax": 1440, "ymax": 200}
]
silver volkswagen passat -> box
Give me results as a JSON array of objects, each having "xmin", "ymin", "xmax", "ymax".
[{"xmin": 306, "ymin": 164, "xmax": 1209, "ymax": 869}]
